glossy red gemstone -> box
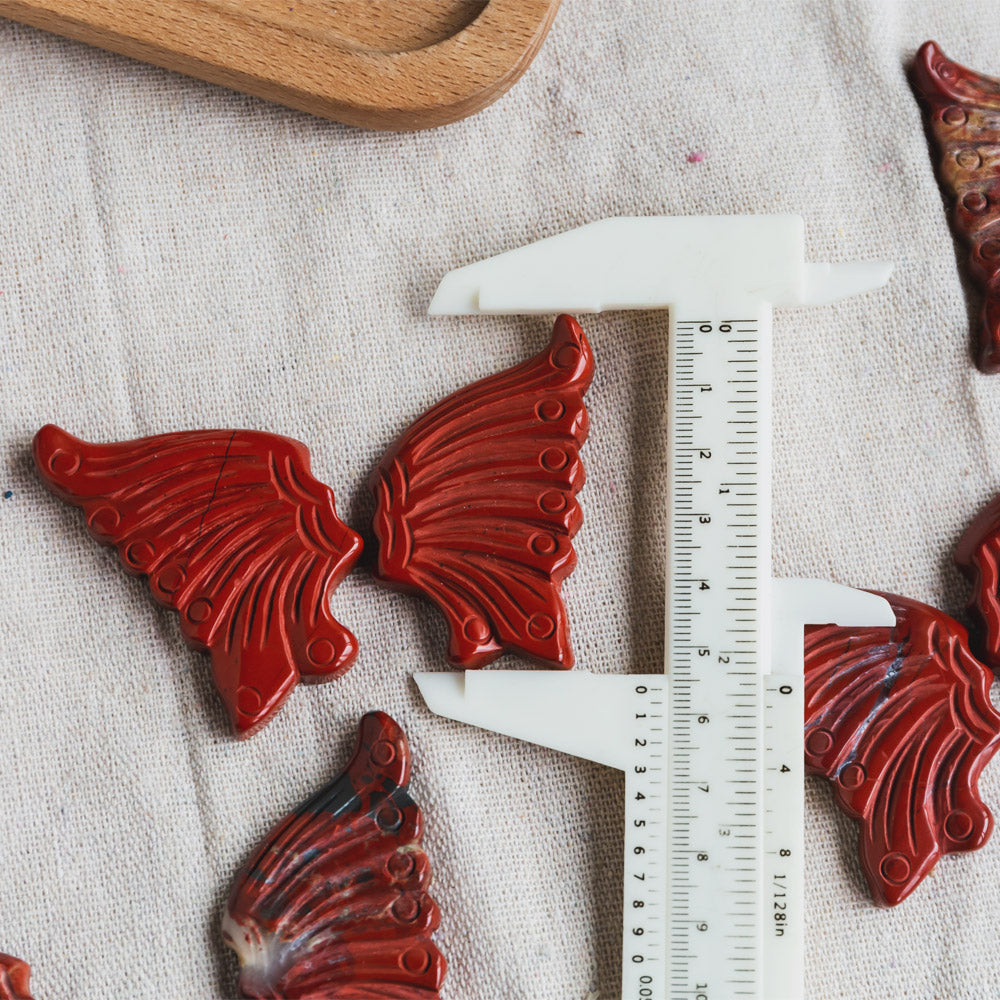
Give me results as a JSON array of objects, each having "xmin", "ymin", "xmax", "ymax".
[
  {"xmin": 805, "ymin": 593, "xmax": 1000, "ymax": 906},
  {"xmin": 370, "ymin": 314, "xmax": 594, "ymax": 669},
  {"xmin": 34, "ymin": 425, "xmax": 363, "ymax": 737},
  {"xmin": 802, "ymin": 480, "xmax": 1000, "ymax": 906}
]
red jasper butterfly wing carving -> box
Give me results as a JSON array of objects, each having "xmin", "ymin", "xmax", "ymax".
[
  {"xmin": 34, "ymin": 425, "xmax": 362, "ymax": 737},
  {"xmin": 805, "ymin": 593, "xmax": 1000, "ymax": 906},
  {"xmin": 0, "ymin": 957, "xmax": 33, "ymax": 1000},
  {"xmin": 955, "ymin": 490, "xmax": 1000, "ymax": 672},
  {"xmin": 224, "ymin": 712, "xmax": 445, "ymax": 998},
  {"xmin": 371, "ymin": 314, "xmax": 594, "ymax": 669},
  {"xmin": 911, "ymin": 41, "xmax": 1000, "ymax": 372}
]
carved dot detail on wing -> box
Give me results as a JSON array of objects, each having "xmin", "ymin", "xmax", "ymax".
[
  {"xmin": 387, "ymin": 851, "xmax": 417, "ymax": 881},
  {"xmin": 944, "ymin": 105, "xmax": 968, "ymax": 125},
  {"xmin": 307, "ymin": 638, "xmax": 337, "ymax": 666},
  {"xmin": 157, "ymin": 562, "xmax": 187, "ymax": 594},
  {"xmin": 553, "ymin": 343, "xmax": 582, "ymax": 369},
  {"xmin": 536, "ymin": 399, "xmax": 565, "ymax": 422},
  {"xmin": 957, "ymin": 148, "xmax": 982, "ymax": 169},
  {"xmin": 880, "ymin": 852, "xmax": 912, "ymax": 885},
  {"xmin": 838, "ymin": 763, "xmax": 866, "ymax": 790},
  {"xmin": 377, "ymin": 801, "xmax": 404, "ymax": 832},
  {"xmin": 88, "ymin": 505, "xmax": 120, "ymax": 535},
  {"xmin": 805, "ymin": 728, "xmax": 834, "ymax": 756},
  {"xmin": 125, "ymin": 539, "xmax": 156, "ymax": 569},
  {"xmin": 48, "ymin": 448, "xmax": 79, "ymax": 476},
  {"xmin": 530, "ymin": 533, "xmax": 558, "ymax": 557},
  {"xmin": 393, "ymin": 895, "xmax": 422, "ymax": 923},
  {"xmin": 539, "ymin": 490, "xmax": 567, "ymax": 514},
  {"xmin": 237, "ymin": 686, "xmax": 263, "ymax": 716},
  {"xmin": 945, "ymin": 809, "xmax": 975, "ymax": 841},
  {"xmin": 527, "ymin": 613, "xmax": 557, "ymax": 640},
  {"xmin": 540, "ymin": 447, "xmax": 569, "ymax": 472},
  {"xmin": 964, "ymin": 191, "xmax": 988, "ymax": 213},
  {"xmin": 401, "ymin": 948, "xmax": 433, "ymax": 976},
  {"xmin": 463, "ymin": 617, "xmax": 491, "ymax": 643},
  {"xmin": 187, "ymin": 598, "xmax": 214, "ymax": 624},
  {"xmin": 371, "ymin": 739, "xmax": 397, "ymax": 767},
  {"xmin": 981, "ymin": 239, "xmax": 1000, "ymax": 261}
]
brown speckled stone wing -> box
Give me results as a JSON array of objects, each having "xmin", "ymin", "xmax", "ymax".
[
  {"xmin": 224, "ymin": 712, "xmax": 446, "ymax": 998},
  {"xmin": 912, "ymin": 40, "xmax": 1000, "ymax": 372}
]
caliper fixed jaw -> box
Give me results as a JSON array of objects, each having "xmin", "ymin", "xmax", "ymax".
[{"xmin": 428, "ymin": 216, "xmax": 892, "ymax": 317}]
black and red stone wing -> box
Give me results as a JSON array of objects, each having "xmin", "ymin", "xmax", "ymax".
[
  {"xmin": 224, "ymin": 712, "xmax": 445, "ymax": 999},
  {"xmin": 804, "ymin": 592, "xmax": 1000, "ymax": 906},
  {"xmin": 370, "ymin": 314, "xmax": 594, "ymax": 669},
  {"xmin": 0, "ymin": 956, "xmax": 33, "ymax": 1000},
  {"xmin": 33, "ymin": 425, "xmax": 363, "ymax": 737},
  {"xmin": 911, "ymin": 41, "xmax": 1000, "ymax": 372},
  {"xmin": 955, "ymin": 491, "xmax": 1000, "ymax": 673}
]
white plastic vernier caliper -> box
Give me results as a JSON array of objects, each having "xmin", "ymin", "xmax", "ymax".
[{"xmin": 414, "ymin": 216, "xmax": 895, "ymax": 1000}]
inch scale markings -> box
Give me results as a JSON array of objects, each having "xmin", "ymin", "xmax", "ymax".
[{"xmin": 413, "ymin": 215, "xmax": 896, "ymax": 1000}]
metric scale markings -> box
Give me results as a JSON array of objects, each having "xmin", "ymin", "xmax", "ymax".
[{"xmin": 625, "ymin": 680, "xmax": 667, "ymax": 997}]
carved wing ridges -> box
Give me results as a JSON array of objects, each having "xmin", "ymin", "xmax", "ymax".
[
  {"xmin": 955, "ymin": 491, "xmax": 1000, "ymax": 673},
  {"xmin": 0, "ymin": 956, "xmax": 33, "ymax": 1000},
  {"xmin": 370, "ymin": 314, "xmax": 594, "ymax": 669},
  {"xmin": 911, "ymin": 40, "xmax": 1000, "ymax": 372},
  {"xmin": 224, "ymin": 712, "xmax": 446, "ymax": 999},
  {"xmin": 33, "ymin": 425, "xmax": 363, "ymax": 737},
  {"xmin": 804, "ymin": 591, "xmax": 1000, "ymax": 906}
]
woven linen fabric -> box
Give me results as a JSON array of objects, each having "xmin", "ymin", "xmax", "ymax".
[{"xmin": 0, "ymin": 0, "xmax": 997, "ymax": 997}]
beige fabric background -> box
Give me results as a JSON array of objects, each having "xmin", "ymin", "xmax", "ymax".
[{"xmin": 0, "ymin": 1, "xmax": 997, "ymax": 997}]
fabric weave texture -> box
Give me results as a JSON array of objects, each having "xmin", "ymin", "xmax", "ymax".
[{"xmin": 0, "ymin": 2, "xmax": 997, "ymax": 997}]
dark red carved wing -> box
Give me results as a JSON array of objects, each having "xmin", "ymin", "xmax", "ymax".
[
  {"xmin": 224, "ymin": 712, "xmax": 445, "ymax": 999},
  {"xmin": 804, "ymin": 592, "xmax": 1000, "ymax": 906},
  {"xmin": 370, "ymin": 314, "xmax": 594, "ymax": 669},
  {"xmin": 911, "ymin": 41, "xmax": 1000, "ymax": 372},
  {"xmin": 34, "ymin": 425, "xmax": 363, "ymax": 737},
  {"xmin": 0, "ymin": 957, "xmax": 33, "ymax": 1000},
  {"xmin": 955, "ymin": 491, "xmax": 1000, "ymax": 673}
]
